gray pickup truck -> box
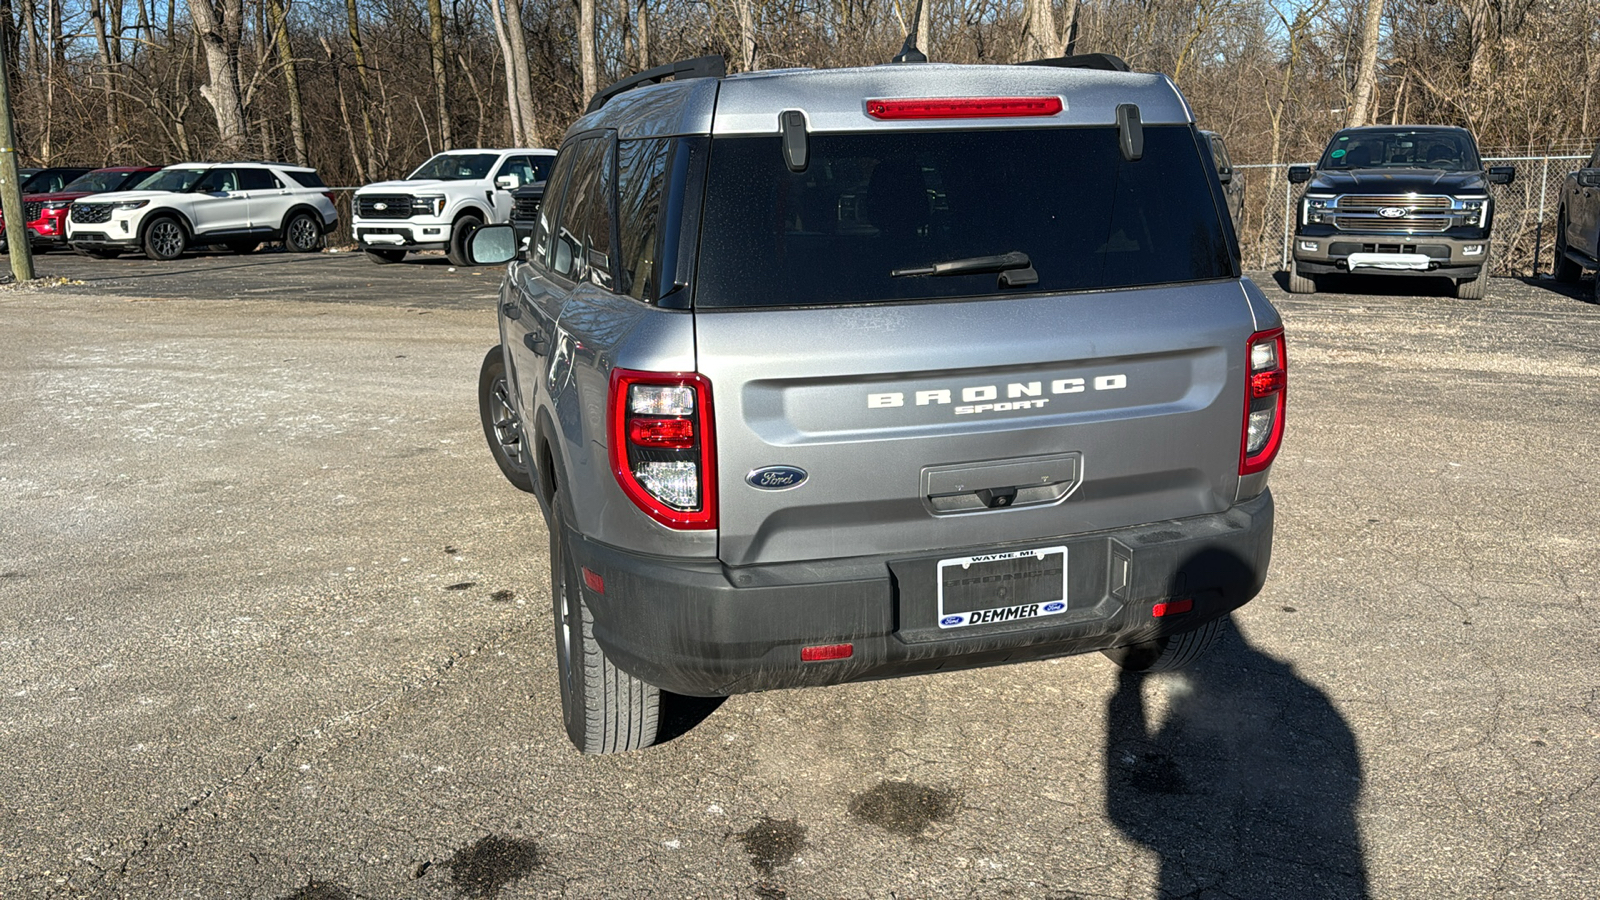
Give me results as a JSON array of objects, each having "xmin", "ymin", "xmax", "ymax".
[
  {"xmin": 1554, "ymin": 139, "xmax": 1600, "ymax": 301},
  {"xmin": 472, "ymin": 53, "xmax": 1285, "ymax": 753},
  {"xmin": 1287, "ymin": 125, "xmax": 1513, "ymax": 299}
]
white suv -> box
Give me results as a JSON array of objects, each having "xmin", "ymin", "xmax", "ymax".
[
  {"xmin": 351, "ymin": 148, "xmax": 555, "ymax": 265},
  {"xmin": 67, "ymin": 162, "xmax": 338, "ymax": 260}
]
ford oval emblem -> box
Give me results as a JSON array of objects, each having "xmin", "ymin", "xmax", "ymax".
[
  {"xmin": 374, "ymin": 202, "xmax": 388, "ymax": 211},
  {"xmin": 1377, "ymin": 206, "xmax": 1407, "ymax": 218},
  {"xmin": 1043, "ymin": 601, "xmax": 1066, "ymax": 613},
  {"xmin": 940, "ymin": 615, "xmax": 965, "ymax": 627},
  {"xmin": 746, "ymin": 465, "xmax": 808, "ymax": 491}
]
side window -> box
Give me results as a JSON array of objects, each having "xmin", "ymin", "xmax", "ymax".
[
  {"xmin": 238, "ymin": 169, "xmax": 281, "ymax": 191},
  {"xmin": 495, "ymin": 155, "xmax": 535, "ymax": 188},
  {"xmin": 530, "ymin": 156, "xmax": 552, "ymax": 184},
  {"xmin": 1212, "ymin": 136, "xmax": 1232, "ymax": 172},
  {"xmin": 533, "ymin": 146, "xmax": 581, "ymax": 273},
  {"xmin": 559, "ymin": 135, "xmax": 617, "ymax": 290},
  {"xmin": 195, "ymin": 169, "xmax": 240, "ymax": 192},
  {"xmin": 616, "ymin": 138, "xmax": 673, "ymax": 302}
]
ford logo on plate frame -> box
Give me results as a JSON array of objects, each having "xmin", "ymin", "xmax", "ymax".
[{"xmin": 746, "ymin": 465, "xmax": 808, "ymax": 491}]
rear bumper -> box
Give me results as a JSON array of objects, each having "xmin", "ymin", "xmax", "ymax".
[
  {"xmin": 571, "ymin": 491, "xmax": 1274, "ymax": 696},
  {"xmin": 1293, "ymin": 231, "xmax": 1489, "ymax": 278}
]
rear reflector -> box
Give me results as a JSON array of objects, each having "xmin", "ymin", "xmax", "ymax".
[
  {"xmin": 1152, "ymin": 598, "xmax": 1194, "ymax": 617},
  {"xmin": 581, "ymin": 567, "xmax": 605, "ymax": 594},
  {"xmin": 800, "ymin": 643, "xmax": 854, "ymax": 662},
  {"xmin": 865, "ymin": 97, "xmax": 1064, "ymax": 120}
]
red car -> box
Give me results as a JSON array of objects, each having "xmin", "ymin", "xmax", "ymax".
[{"xmin": 1, "ymin": 166, "xmax": 161, "ymax": 252}]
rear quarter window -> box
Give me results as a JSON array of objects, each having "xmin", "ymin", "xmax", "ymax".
[{"xmin": 694, "ymin": 125, "xmax": 1234, "ymax": 309}]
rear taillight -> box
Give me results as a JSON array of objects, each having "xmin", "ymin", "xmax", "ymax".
[
  {"xmin": 1240, "ymin": 328, "xmax": 1287, "ymax": 475},
  {"xmin": 865, "ymin": 97, "xmax": 1063, "ymax": 120},
  {"xmin": 322, "ymin": 191, "xmax": 336, "ymax": 203},
  {"xmin": 609, "ymin": 369, "xmax": 716, "ymax": 529}
]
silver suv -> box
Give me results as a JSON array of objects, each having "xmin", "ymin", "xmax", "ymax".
[{"xmin": 472, "ymin": 54, "xmax": 1286, "ymax": 754}]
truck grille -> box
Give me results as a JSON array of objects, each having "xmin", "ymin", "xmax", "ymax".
[
  {"xmin": 71, "ymin": 203, "xmax": 112, "ymax": 224},
  {"xmin": 1333, "ymin": 215, "xmax": 1451, "ymax": 233},
  {"xmin": 356, "ymin": 194, "xmax": 415, "ymax": 219},
  {"xmin": 511, "ymin": 193, "xmax": 542, "ymax": 222},
  {"xmin": 1338, "ymin": 194, "xmax": 1453, "ymax": 211},
  {"xmin": 24, "ymin": 201, "xmax": 42, "ymax": 221}
]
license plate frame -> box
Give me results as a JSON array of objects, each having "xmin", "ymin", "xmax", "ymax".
[{"xmin": 936, "ymin": 545, "xmax": 1068, "ymax": 629}]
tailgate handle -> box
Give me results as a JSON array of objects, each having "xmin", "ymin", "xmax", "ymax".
[{"xmin": 922, "ymin": 452, "xmax": 1081, "ymax": 515}]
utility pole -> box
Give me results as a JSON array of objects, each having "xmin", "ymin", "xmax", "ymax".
[{"xmin": 0, "ymin": 35, "xmax": 34, "ymax": 282}]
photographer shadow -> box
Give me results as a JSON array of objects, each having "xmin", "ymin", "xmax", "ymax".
[{"xmin": 1104, "ymin": 577, "xmax": 1368, "ymax": 897}]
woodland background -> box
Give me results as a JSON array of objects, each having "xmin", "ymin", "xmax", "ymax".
[{"xmin": 4, "ymin": 0, "xmax": 1598, "ymax": 267}]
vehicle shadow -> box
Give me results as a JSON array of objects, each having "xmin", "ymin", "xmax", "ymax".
[
  {"xmin": 1104, "ymin": 560, "xmax": 1368, "ymax": 897},
  {"xmin": 1266, "ymin": 268, "xmax": 1455, "ymax": 296},
  {"xmin": 1513, "ymin": 275, "xmax": 1597, "ymax": 303}
]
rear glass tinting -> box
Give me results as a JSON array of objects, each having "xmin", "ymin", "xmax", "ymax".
[{"xmin": 694, "ymin": 126, "xmax": 1233, "ymax": 309}]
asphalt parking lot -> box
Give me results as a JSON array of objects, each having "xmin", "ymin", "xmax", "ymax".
[{"xmin": 2, "ymin": 252, "xmax": 1597, "ymax": 899}]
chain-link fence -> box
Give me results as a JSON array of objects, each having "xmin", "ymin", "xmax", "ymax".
[{"xmin": 1233, "ymin": 155, "xmax": 1586, "ymax": 277}]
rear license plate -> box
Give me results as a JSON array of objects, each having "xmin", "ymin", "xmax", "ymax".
[{"xmin": 937, "ymin": 546, "xmax": 1068, "ymax": 629}]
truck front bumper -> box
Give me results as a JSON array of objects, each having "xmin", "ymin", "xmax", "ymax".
[
  {"xmin": 569, "ymin": 492, "xmax": 1274, "ymax": 697},
  {"xmin": 353, "ymin": 220, "xmax": 450, "ymax": 252},
  {"xmin": 1292, "ymin": 232, "xmax": 1490, "ymax": 278}
]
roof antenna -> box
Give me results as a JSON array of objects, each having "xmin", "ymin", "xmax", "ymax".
[{"xmin": 892, "ymin": 0, "xmax": 928, "ymax": 63}]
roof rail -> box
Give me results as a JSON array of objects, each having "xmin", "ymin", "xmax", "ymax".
[
  {"xmin": 586, "ymin": 55, "xmax": 726, "ymax": 114},
  {"xmin": 1017, "ymin": 53, "xmax": 1131, "ymax": 73}
]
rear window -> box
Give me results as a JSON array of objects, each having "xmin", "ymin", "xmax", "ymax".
[
  {"xmin": 694, "ymin": 126, "xmax": 1233, "ymax": 309},
  {"xmin": 285, "ymin": 169, "xmax": 326, "ymax": 188}
]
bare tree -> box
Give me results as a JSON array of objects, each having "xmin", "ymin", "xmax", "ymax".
[
  {"xmin": 188, "ymin": 0, "xmax": 248, "ymax": 157},
  {"xmin": 426, "ymin": 0, "xmax": 452, "ymax": 149}
]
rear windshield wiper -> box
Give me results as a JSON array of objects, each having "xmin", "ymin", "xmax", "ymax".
[{"xmin": 891, "ymin": 251, "xmax": 1039, "ymax": 287}]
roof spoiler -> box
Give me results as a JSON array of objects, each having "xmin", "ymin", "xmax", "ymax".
[
  {"xmin": 586, "ymin": 55, "xmax": 726, "ymax": 114},
  {"xmin": 1016, "ymin": 53, "xmax": 1131, "ymax": 72}
]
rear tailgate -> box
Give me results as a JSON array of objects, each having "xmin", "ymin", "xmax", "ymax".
[{"xmin": 698, "ymin": 281, "xmax": 1254, "ymax": 567}]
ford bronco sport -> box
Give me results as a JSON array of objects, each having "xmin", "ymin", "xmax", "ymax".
[
  {"xmin": 472, "ymin": 53, "xmax": 1285, "ymax": 754},
  {"xmin": 1287, "ymin": 125, "xmax": 1514, "ymax": 299}
]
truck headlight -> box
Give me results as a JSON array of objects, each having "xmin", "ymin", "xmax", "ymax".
[
  {"xmin": 1457, "ymin": 197, "xmax": 1488, "ymax": 228},
  {"xmin": 415, "ymin": 195, "xmax": 447, "ymax": 217},
  {"xmin": 1302, "ymin": 195, "xmax": 1334, "ymax": 226}
]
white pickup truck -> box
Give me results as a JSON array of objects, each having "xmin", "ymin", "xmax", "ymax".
[{"xmin": 352, "ymin": 148, "xmax": 555, "ymax": 265}]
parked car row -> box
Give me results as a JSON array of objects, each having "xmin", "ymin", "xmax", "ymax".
[{"xmin": 2, "ymin": 161, "xmax": 338, "ymax": 260}]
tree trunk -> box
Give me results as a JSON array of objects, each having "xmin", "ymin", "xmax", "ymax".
[
  {"xmin": 578, "ymin": 0, "xmax": 597, "ymax": 101},
  {"xmin": 189, "ymin": 0, "xmax": 248, "ymax": 158},
  {"xmin": 267, "ymin": 0, "xmax": 308, "ymax": 165},
  {"xmin": 1346, "ymin": 0, "xmax": 1384, "ymax": 128},
  {"xmin": 89, "ymin": 0, "xmax": 121, "ymax": 155},
  {"xmin": 1019, "ymin": 0, "xmax": 1059, "ymax": 62},
  {"xmin": 735, "ymin": 0, "xmax": 756, "ymax": 72},
  {"xmin": 344, "ymin": 0, "xmax": 378, "ymax": 177},
  {"xmin": 635, "ymin": 0, "xmax": 650, "ymax": 70},
  {"xmin": 503, "ymin": 0, "xmax": 538, "ymax": 144},
  {"xmin": 917, "ymin": 0, "xmax": 931, "ymax": 58},
  {"xmin": 1059, "ymin": 0, "xmax": 1079, "ymax": 56},
  {"xmin": 322, "ymin": 37, "xmax": 367, "ymax": 183},
  {"xmin": 488, "ymin": 0, "xmax": 523, "ymax": 144},
  {"xmin": 426, "ymin": 0, "xmax": 452, "ymax": 149}
]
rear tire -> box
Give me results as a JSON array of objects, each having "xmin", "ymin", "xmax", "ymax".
[
  {"xmin": 142, "ymin": 216, "xmax": 187, "ymax": 261},
  {"xmin": 478, "ymin": 347, "xmax": 535, "ymax": 493},
  {"xmin": 1103, "ymin": 616, "xmax": 1226, "ymax": 673},
  {"xmin": 283, "ymin": 211, "xmax": 323, "ymax": 252},
  {"xmin": 550, "ymin": 499, "xmax": 662, "ymax": 754},
  {"xmin": 1287, "ymin": 258, "xmax": 1317, "ymax": 294},
  {"xmin": 364, "ymin": 248, "xmax": 406, "ymax": 264},
  {"xmin": 1552, "ymin": 217, "xmax": 1580, "ymax": 283},
  {"xmin": 446, "ymin": 213, "xmax": 484, "ymax": 267}
]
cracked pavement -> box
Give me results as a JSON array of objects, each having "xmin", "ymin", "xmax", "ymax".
[{"xmin": 1, "ymin": 253, "xmax": 1596, "ymax": 898}]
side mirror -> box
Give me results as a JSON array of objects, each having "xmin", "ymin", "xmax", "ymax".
[
  {"xmin": 495, "ymin": 174, "xmax": 520, "ymax": 190},
  {"xmin": 1287, "ymin": 165, "xmax": 1312, "ymax": 184},
  {"xmin": 1217, "ymin": 167, "xmax": 1233, "ymax": 185},
  {"xmin": 468, "ymin": 224, "xmax": 518, "ymax": 265},
  {"xmin": 1575, "ymin": 170, "xmax": 1600, "ymax": 188},
  {"xmin": 1487, "ymin": 166, "xmax": 1515, "ymax": 185}
]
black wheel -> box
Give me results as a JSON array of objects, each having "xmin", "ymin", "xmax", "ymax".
[
  {"xmin": 1286, "ymin": 257, "xmax": 1317, "ymax": 294},
  {"xmin": 226, "ymin": 239, "xmax": 259, "ymax": 255},
  {"xmin": 478, "ymin": 347, "xmax": 535, "ymax": 493},
  {"xmin": 74, "ymin": 246, "xmax": 120, "ymax": 259},
  {"xmin": 283, "ymin": 211, "xmax": 322, "ymax": 252},
  {"xmin": 1455, "ymin": 268, "xmax": 1489, "ymax": 300},
  {"xmin": 142, "ymin": 216, "xmax": 187, "ymax": 260},
  {"xmin": 446, "ymin": 213, "xmax": 484, "ymax": 267},
  {"xmin": 1552, "ymin": 216, "xmax": 1580, "ymax": 284},
  {"xmin": 549, "ymin": 497, "xmax": 663, "ymax": 754},
  {"xmin": 1103, "ymin": 616, "xmax": 1226, "ymax": 673},
  {"xmin": 364, "ymin": 248, "xmax": 406, "ymax": 264}
]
